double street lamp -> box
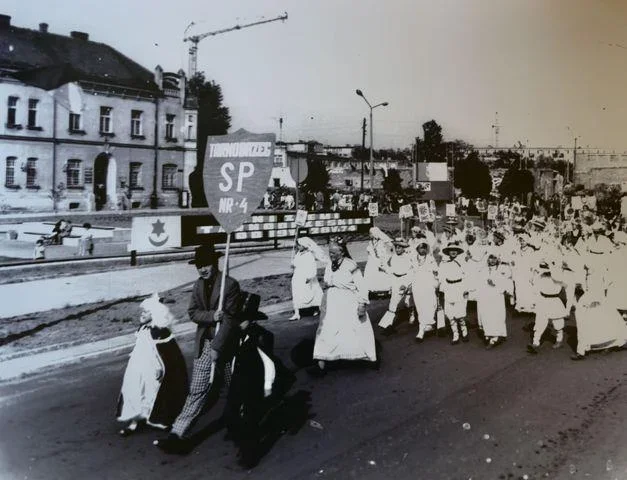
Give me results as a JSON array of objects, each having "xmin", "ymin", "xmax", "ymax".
[{"xmin": 356, "ymin": 89, "xmax": 388, "ymax": 193}]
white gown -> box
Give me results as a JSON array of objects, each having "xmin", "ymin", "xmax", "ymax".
[
  {"xmin": 474, "ymin": 265, "xmax": 512, "ymax": 338},
  {"xmin": 364, "ymin": 239, "xmax": 392, "ymax": 293},
  {"xmin": 313, "ymin": 258, "xmax": 377, "ymax": 362},
  {"xmin": 291, "ymin": 250, "xmax": 323, "ymax": 310}
]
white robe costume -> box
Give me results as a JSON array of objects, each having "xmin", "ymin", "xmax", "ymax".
[
  {"xmin": 409, "ymin": 254, "xmax": 439, "ymax": 336},
  {"xmin": 575, "ymin": 263, "xmax": 627, "ymax": 356},
  {"xmin": 511, "ymin": 246, "xmax": 538, "ymax": 313},
  {"xmin": 364, "ymin": 239, "xmax": 393, "ymax": 293},
  {"xmin": 313, "ymin": 258, "xmax": 376, "ymax": 362},
  {"xmin": 291, "ymin": 250, "xmax": 323, "ymax": 310},
  {"xmin": 378, "ymin": 251, "xmax": 412, "ymax": 329},
  {"xmin": 473, "ymin": 264, "xmax": 513, "ymax": 339}
]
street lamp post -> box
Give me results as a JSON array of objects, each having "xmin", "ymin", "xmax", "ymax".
[{"xmin": 356, "ymin": 89, "xmax": 388, "ymax": 193}]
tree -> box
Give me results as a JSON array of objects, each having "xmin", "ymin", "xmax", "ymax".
[
  {"xmin": 187, "ymin": 72, "xmax": 232, "ymax": 207},
  {"xmin": 300, "ymin": 157, "xmax": 330, "ymax": 197},
  {"xmin": 498, "ymin": 166, "xmax": 535, "ymax": 201},
  {"xmin": 454, "ymin": 151, "xmax": 492, "ymax": 198},
  {"xmin": 381, "ymin": 168, "xmax": 403, "ymax": 195},
  {"xmin": 415, "ymin": 120, "xmax": 446, "ymax": 163},
  {"xmin": 594, "ymin": 183, "xmax": 622, "ymax": 218}
]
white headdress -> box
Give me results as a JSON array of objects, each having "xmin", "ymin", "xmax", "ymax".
[
  {"xmin": 297, "ymin": 236, "xmax": 329, "ymax": 263},
  {"xmin": 139, "ymin": 292, "xmax": 175, "ymax": 329}
]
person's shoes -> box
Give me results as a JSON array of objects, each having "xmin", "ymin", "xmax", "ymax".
[
  {"xmin": 381, "ymin": 326, "xmax": 396, "ymax": 337},
  {"xmin": 526, "ymin": 343, "xmax": 539, "ymax": 354},
  {"xmin": 451, "ymin": 338, "xmax": 460, "ymax": 346},
  {"xmin": 552, "ymin": 341, "xmax": 563, "ymax": 349},
  {"xmin": 571, "ymin": 353, "xmax": 586, "ymax": 361},
  {"xmin": 289, "ymin": 314, "xmax": 300, "ymax": 321},
  {"xmin": 415, "ymin": 335, "xmax": 424, "ymax": 344},
  {"xmin": 306, "ymin": 364, "xmax": 326, "ymax": 377},
  {"xmin": 154, "ymin": 433, "xmax": 188, "ymax": 454},
  {"xmin": 461, "ymin": 334, "xmax": 469, "ymax": 343}
]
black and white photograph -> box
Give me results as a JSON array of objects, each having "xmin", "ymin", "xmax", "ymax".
[{"xmin": 1, "ymin": 1, "xmax": 627, "ymax": 478}]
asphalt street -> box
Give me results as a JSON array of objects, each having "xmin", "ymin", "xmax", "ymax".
[{"xmin": 0, "ymin": 302, "xmax": 626, "ymax": 480}]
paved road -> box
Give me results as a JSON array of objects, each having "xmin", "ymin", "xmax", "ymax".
[{"xmin": 0, "ymin": 303, "xmax": 625, "ymax": 480}]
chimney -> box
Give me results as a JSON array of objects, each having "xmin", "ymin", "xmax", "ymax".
[
  {"xmin": 39, "ymin": 23, "xmax": 48, "ymax": 33},
  {"xmin": 70, "ymin": 31, "xmax": 89, "ymax": 41},
  {"xmin": 0, "ymin": 14, "xmax": 11, "ymax": 28}
]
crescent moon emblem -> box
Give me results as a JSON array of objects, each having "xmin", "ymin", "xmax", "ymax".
[{"xmin": 149, "ymin": 235, "xmax": 169, "ymax": 247}]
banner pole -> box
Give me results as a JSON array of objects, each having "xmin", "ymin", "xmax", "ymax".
[{"xmin": 210, "ymin": 231, "xmax": 231, "ymax": 385}]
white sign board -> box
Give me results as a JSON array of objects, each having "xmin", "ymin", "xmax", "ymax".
[
  {"xmin": 399, "ymin": 204, "xmax": 414, "ymax": 219},
  {"xmin": 571, "ymin": 196, "xmax": 583, "ymax": 210},
  {"xmin": 295, "ymin": 209, "xmax": 308, "ymax": 226},
  {"xmin": 368, "ymin": 202, "xmax": 379, "ymax": 217},
  {"xmin": 131, "ymin": 216, "xmax": 181, "ymax": 252},
  {"xmin": 417, "ymin": 163, "xmax": 448, "ymax": 181},
  {"xmin": 445, "ymin": 203, "xmax": 456, "ymax": 217},
  {"xmin": 417, "ymin": 202, "xmax": 430, "ymax": 222},
  {"xmin": 487, "ymin": 204, "xmax": 498, "ymax": 220}
]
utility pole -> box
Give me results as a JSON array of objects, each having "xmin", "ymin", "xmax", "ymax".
[
  {"xmin": 361, "ymin": 117, "xmax": 366, "ymax": 192},
  {"xmin": 491, "ymin": 111, "xmax": 500, "ymax": 150},
  {"xmin": 572, "ymin": 136, "xmax": 577, "ymax": 184}
]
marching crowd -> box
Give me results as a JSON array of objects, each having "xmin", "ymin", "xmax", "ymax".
[
  {"xmin": 113, "ymin": 205, "xmax": 627, "ymax": 468},
  {"xmin": 362, "ymin": 210, "xmax": 627, "ymax": 358}
]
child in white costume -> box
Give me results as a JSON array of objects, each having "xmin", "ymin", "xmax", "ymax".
[
  {"xmin": 409, "ymin": 240, "xmax": 439, "ymax": 342},
  {"xmin": 116, "ymin": 293, "xmax": 188, "ymax": 435},
  {"xmin": 438, "ymin": 241, "xmax": 469, "ymax": 345}
]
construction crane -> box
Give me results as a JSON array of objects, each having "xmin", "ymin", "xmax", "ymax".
[{"xmin": 183, "ymin": 12, "xmax": 288, "ymax": 77}]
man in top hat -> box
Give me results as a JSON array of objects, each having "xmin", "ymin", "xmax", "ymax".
[
  {"xmin": 438, "ymin": 241, "xmax": 469, "ymax": 344},
  {"xmin": 378, "ymin": 237, "xmax": 414, "ymax": 330},
  {"xmin": 156, "ymin": 244, "xmax": 241, "ymax": 454}
]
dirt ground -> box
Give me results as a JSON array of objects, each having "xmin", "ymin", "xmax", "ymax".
[{"xmin": 0, "ymin": 271, "xmax": 294, "ymax": 357}]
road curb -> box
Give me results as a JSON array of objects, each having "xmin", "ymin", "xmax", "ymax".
[{"xmin": 0, "ymin": 300, "xmax": 294, "ymax": 383}]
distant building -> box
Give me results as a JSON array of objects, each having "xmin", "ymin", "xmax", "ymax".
[
  {"xmin": 0, "ymin": 14, "xmax": 197, "ymax": 212},
  {"xmin": 574, "ymin": 151, "xmax": 627, "ymax": 191}
]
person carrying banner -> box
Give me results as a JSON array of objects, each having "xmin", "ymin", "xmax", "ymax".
[
  {"xmin": 363, "ymin": 227, "xmax": 394, "ymax": 295},
  {"xmin": 155, "ymin": 244, "xmax": 241, "ymax": 454}
]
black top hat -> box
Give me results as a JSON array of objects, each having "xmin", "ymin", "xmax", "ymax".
[
  {"xmin": 188, "ymin": 244, "xmax": 223, "ymax": 266},
  {"xmin": 238, "ymin": 291, "xmax": 268, "ymax": 321}
]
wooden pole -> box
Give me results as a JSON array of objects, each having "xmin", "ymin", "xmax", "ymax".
[{"xmin": 210, "ymin": 232, "xmax": 231, "ymax": 384}]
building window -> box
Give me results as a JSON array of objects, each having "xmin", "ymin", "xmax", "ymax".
[
  {"xmin": 26, "ymin": 158, "xmax": 37, "ymax": 187},
  {"xmin": 28, "ymin": 99, "xmax": 39, "ymax": 128},
  {"xmin": 186, "ymin": 114, "xmax": 195, "ymax": 140},
  {"xmin": 129, "ymin": 162, "xmax": 142, "ymax": 188},
  {"xmin": 99, "ymin": 106, "xmax": 113, "ymax": 134},
  {"xmin": 84, "ymin": 167, "xmax": 93, "ymax": 184},
  {"xmin": 69, "ymin": 112, "xmax": 82, "ymax": 132},
  {"xmin": 5, "ymin": 157, "xmax": 16, "ymax": 187},
  {"xmin": 131, "ymin": 110, "xmax": 143, "ymax": 137},
  {"xmin": 66, "ymin": 159, "xmax": 82, "ymax": 187},
  {"xmin": 162, "ymin": 163, "xmax": 177, "ymax": 189},
  {"xmin": 7, "ymin": 96, "xmax": 18, "ymax": 127},
  {"xmin": 165, "ymin": 114, "xmax": 176, "ymax": 140}
]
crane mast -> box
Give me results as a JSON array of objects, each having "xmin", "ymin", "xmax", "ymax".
[{"xmin": 183, "ymin": 12, "xmax": 288, "ymax": 77}]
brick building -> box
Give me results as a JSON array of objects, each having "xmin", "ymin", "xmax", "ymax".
[{"xmin": 0, "ymin": 14, "xmax": 197, "ymax": 212}]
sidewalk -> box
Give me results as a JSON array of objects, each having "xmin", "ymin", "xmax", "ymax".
[
  {"xmin": 0, "ymin": 240, "xmax": 369, "ymax": 318},
  {"xmin": 0, "ymin": 301, "xmax": 294, "ymax": 382}
]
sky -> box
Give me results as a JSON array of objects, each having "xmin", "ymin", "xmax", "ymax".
[{"xmin": 5, "ymin": 0, "xmax": 627, "ymax": 151}]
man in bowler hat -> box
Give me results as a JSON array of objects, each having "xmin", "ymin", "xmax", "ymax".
[{"xmin": 156, "ymin": 244, "xmax": 241, "ymax": 453}]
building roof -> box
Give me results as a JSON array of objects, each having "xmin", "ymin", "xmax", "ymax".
[{"xmin": 0, "ymin": 18, "xmax": 159, "ymax": 92}]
